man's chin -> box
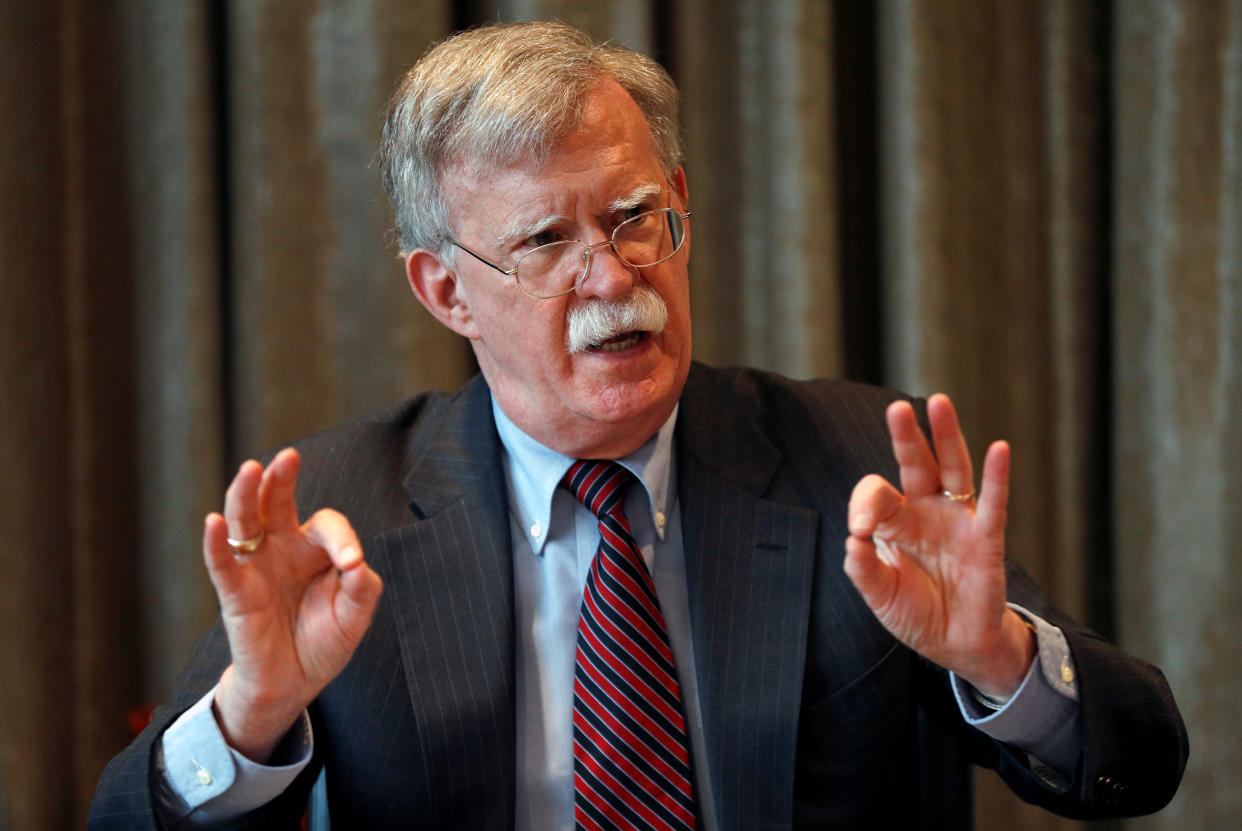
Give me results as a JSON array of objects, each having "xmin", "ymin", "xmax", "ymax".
[{"xmin": 577, "ymin": 364, "xmax": 679, "ymax": 419}]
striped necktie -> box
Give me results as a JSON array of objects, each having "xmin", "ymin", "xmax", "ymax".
[{"xmin": 563, "ymin": 459, "xmax": 696, "ymax": 831}]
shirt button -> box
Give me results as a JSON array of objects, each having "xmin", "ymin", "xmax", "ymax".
[
  {"xmin": 654, "ymin": 511, "xmax": 666, "ymax": 529},
  {"xmin": 530, "ymin": 522, "xmax": 541, "ymax": 538},
  {"xmin": 196, "ymin": 767, "xmax": 213, "ymax": 786}
]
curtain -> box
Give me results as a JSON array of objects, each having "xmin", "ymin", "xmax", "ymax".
[
  {"xmin": 1114, "ymin": 2, "xmax": 1241, "ymax": 828},
  {"xmin": 1, "ymin": 1, "xmax": 1235, "ymax": 828}
]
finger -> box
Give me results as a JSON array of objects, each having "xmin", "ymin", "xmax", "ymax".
[
  {"xmin": 224, "ymin": 460, "xmax": 264, "ymax": 543},
  {"xmin": 887, "ymin": 400, "xmax": 940, "ymax": 498},
  {"xmin": 203, "ymin": 512, "xmax": 245, "ymax": 598},
  {"xmin": 258, "ymin": 448, "xmax": 302, "ymax": 533},
  {"xmin": 928, "ymin": 393, "xmax": 975, "ymax": 497},
  {"xmin": 848, "ymin": 473, "xmax": 906, "ymax": 538},
  {"xmin": 975, "ymin": 440, "xmax": 1010, "ymax": 535},
  {"xmin": 843, "ymin": 535, "xmax": 897, "ymax": 612}
]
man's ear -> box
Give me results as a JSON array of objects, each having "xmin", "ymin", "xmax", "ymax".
[
  {"xmin": 405, "ymin": 248, "xmax": 480, "ymax": 339},
  {"xmin": 671, "ymin": 165, "xmax": 689, "ymax": 208}
]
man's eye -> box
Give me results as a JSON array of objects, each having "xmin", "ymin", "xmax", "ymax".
[
  {"xmin": 615, "ymin": 206, "xmax": 659, "ymax": 231},
  {"xmin": 527, "ymin": 230, "xmax": 561, "ymax": 248}
]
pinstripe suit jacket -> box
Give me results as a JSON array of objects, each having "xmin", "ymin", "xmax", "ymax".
[{"xmin": 90, "ymin": 363, "xmax": 1186, "ymax": 829}]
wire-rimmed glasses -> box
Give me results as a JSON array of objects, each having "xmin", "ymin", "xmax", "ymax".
[{"xmin": 450, "ymin": 207, "xmax": 691, "ymax": 299}]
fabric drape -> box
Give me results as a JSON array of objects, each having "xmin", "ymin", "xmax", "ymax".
[{"xmin": 1, "ymin": 1, "xmax": 1235, "ymax": 828}]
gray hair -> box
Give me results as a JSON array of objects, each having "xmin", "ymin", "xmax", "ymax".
[{"xmin": 378, "ymin": 21, "xmax": 683, "ymax": 258}]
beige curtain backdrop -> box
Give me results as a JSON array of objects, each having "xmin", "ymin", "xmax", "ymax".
[
  {"xmin": 879, "ymin": 2, "xmax": 1104, "ymax": 826},
  {"xmin": 0, "ymin": 1, "xmax": 1235, "ymax": 828},
  {"xmin": 1114, "ymin": 2, "xmax": 1241, "ymax": 829}
]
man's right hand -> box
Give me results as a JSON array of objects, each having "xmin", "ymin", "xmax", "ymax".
[{"xmin": 202, "ymin": 447, "xmax": 383, "ymax": 763}]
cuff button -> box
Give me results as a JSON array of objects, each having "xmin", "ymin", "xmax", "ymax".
[{"xmin": 191, "ymin": 757, "xmax": 213, "ymax": 787}]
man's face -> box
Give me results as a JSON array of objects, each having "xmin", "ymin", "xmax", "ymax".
[{"xmin": 431, "ymin": 80, "xmax": 692, "ymax": 459}]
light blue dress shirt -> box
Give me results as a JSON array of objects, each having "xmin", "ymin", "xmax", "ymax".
[
  {"xmin": 158, "ymin": 398, "xmax": 1081, "ymax": 828},
  {"xmin": 495, "ymin": 401, "xmax": 718, "ymax": 831}
]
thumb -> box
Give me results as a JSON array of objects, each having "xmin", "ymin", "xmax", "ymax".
[
  {"xmin": 336, "ymin": 561, "xmax": 383, "ymax": 640},
  {"xmin": 843, "ymin": 534, "xmax": 898, "ymax": 613}
]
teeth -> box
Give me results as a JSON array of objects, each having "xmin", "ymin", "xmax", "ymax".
[{"xmin": 594, "ymin": 332, "xmax": 642, "ymax": 352}]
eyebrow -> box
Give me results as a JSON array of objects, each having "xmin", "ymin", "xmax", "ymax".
[
  {"xmin": 608, "ymin": 183, "xmax": 663, "ymax": 212},
  {"xmin": 492, "ymin": 182, "xmax": 666, "ymax": 249}
]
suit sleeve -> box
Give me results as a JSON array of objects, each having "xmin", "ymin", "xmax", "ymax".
[
  {"xmin": 88, "ymin": 622, "xmax": 321, "ymax": 830},
  {"xmin": 772, "ymin": 373, "xmax": 1187, "ymax": 822},
  {"xmin": 889, "ymin": 383, "xmax": 1185, "ymax": 816},
  {"xmin": 960, "ymin": 560, "xmax": 1188, "ymax": 818}
]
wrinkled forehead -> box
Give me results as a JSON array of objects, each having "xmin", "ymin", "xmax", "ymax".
[
  {"xmin": 432, "ymin": 107, "xmax": 579, "ymax": 235},
  {"xmin": 439, "ymin": 101, "xmax": 668, "ymax": 236},
  {"xmin": 448, "ymin": 117, "xmax": 579, "ymax": 180},
  {"xmin": 437, "ymin": 153, "xmax": 540, "ymax": 234},
  {"xmin": 446, "ymin": 152, "xmax": 538, "ymax": 196},
  {"xmin": 440, "ymin": 159, "xmax": 671, "ymax": 244}
]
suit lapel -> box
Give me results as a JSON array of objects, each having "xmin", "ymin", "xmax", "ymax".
[
  {"xmin": 677, "ymin": 365, "xmax": 819, "ymax": 830},
  {"xmin": 375, "ymin": 376, "xmax": 517, "ymax": 819},
  {"xmin": 365, "ymin": 366, "xmax": 819, "ymax": 824}
]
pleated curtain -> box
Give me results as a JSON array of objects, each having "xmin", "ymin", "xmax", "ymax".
[{"xmin": 1, "ymin": 1, "xmax": 1236, "ymax": 828}]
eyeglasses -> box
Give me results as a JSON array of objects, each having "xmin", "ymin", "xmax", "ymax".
[{"xmin": 449, "ymin": 207, "xmax": 691, "ymax": 299}]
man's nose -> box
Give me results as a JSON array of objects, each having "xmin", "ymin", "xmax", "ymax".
[{"xmin": 575, "ymin": 240, "xmax": 637, "ymax": 301}]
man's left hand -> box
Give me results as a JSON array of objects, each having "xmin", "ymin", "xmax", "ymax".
[{"xmin": 844, "ymin": 393, "xmax": 1035, "ymax": 700}]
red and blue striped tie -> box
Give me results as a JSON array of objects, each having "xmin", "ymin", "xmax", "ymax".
[{"xmin": 563, "ymin": 459, "xmax": 697, "ymax": 831}]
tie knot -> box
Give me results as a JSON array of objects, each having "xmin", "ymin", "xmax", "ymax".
[{"xmin": 562, "ymin": 459, "xmax": 635, "ymax": 519}]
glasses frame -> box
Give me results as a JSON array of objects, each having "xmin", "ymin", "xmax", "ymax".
[{"xmin": 448, "ymin": 205, "xmax": 692, "ymax": 300}]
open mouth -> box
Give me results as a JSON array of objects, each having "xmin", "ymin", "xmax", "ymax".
[{"xmin": 589, "ymin": 331, "xmax": 646, "ymax": 352}]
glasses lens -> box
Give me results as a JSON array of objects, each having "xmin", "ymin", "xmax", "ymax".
[
  {"xmin": 514, "ymin": 240, "xmax": 586, "ymax": 298},
  {"xmin": 614, "ymin": 209, "xmax": 686, "ymax": 267}
]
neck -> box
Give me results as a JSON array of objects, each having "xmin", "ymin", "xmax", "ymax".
[{"xmin": 497, "ymin": 399, "xmax": 675, "ymax": 460}]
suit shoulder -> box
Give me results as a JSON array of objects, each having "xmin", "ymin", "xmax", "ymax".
[
  {"xmin": 687, "ymin": 362, "xmax": 913, "ymax": 423},
  {"xmin": 680, "ymin": 363, "xmax": 921, "ymax": 490},
  {"xmin": 273, "ymin": 388, "xmax": 454, "ymax": 463},
  {"xmin": 262, "ymin": 377, "xmax": 489, "ymax": 503}
]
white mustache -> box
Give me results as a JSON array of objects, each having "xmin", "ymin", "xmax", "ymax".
[{"xmin": 566, "ymin": 285, "xmax": 668, "ymax": 354}]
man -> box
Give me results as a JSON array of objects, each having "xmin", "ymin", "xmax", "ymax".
[{"xmin": 91, "ymin": 21, "xmax": 1186, "ymax": 830}]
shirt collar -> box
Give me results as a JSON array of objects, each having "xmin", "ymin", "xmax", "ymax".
[{"xmin": 491, "ymin": 398, "xmax": 679, "ymax": 555}]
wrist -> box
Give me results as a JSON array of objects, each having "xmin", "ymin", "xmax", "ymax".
[
  {"xmin": 213, "ymin": 666, "xmax": 309, "ymax": 764},
  {"xmin": 966, "ymin": 611, "xmax": 1038, "ymax": 702}
]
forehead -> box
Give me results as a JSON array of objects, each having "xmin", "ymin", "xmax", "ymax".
[{"xmin": 443, "ymin": 81, "xmax": 667, "ymax": 238}]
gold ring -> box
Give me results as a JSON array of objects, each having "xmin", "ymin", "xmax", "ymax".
[
  {"xmin": 227, "ymin": 531, "xmax": 265, "ymax": 553},
  {"xmin": 942, "ymin": 488, "xmax": 976, "ymax": 503}
]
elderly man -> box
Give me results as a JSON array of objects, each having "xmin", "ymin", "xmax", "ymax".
[{"xmin": 91, "ymin": 21, "xmax": 1185, "ymax": 830}]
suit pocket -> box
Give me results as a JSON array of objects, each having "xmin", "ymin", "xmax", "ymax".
[
  {"xmin": 799, "ymin": 640, "xmax": 910, "ymax": 750},
  {"xmin": 793, "ymin": 642, "xmax": 919, "ymax": 827}
]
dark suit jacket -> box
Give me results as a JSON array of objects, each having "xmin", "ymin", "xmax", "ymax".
[{"xmin": 90, "ymin": 364, "xmax": 1187, "ymax": 829}]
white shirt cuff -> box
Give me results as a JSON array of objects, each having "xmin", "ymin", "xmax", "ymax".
[{"xmin": 159, "ymin": 684, "xmax": 313, "ymax": 825}]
